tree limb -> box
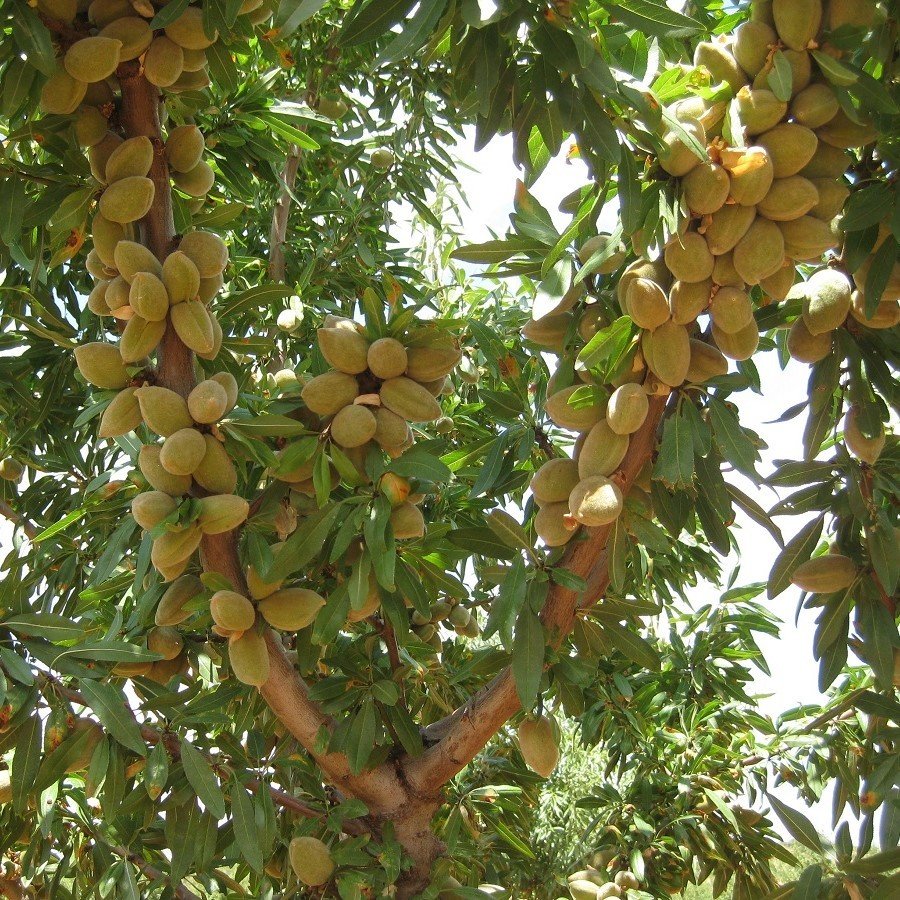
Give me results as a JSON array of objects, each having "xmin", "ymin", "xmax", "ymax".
[
  {"xmin": 268, "ymin": 148, "xmax": 302, "ymax": 284},
  {"xmin": 403, "ymin": 393, "xmax": 668, "ymax": 796},
  {"xmin": 109, "ymin": 845, "xmax": 201, "ymax": 900},
  {"xmin": 0, "ymin": 499, "xmax": 37, "ymax": 540}
]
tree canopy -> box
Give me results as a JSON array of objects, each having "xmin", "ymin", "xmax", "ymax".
[{"xmin": 0, "ymin": 0, "xmax": 897, "ymax": 898}]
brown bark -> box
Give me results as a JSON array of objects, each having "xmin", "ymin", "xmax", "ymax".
[
  {"xmin": 268, "ymin": 148, "xmax": 302, "ymax": 284},
  {"xmin": 404, "ymin": 393, "xmax": 668, "ymax": 796}
]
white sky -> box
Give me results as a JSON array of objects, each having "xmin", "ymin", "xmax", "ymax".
[{"xmin": 0, "ymin": 130, "xmax": 844, "ymax": 840}]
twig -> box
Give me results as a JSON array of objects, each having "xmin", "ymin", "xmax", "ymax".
[
  {"xmin": 0, "ymin": 499, "xmax": 38, "ymax": 539},
  {"xmin": 109, "ymin": 845, "xmax": 201, "ymax": 900}
]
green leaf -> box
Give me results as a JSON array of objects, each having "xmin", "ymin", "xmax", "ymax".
[
  {"xmin": 12, "ymin": 716, "xmax": 42, "ymax": 812},
  {"xmin": 484, "ymin": 509, "xmax": 532, "ymax": 555},
  {"xmin": 726, "ymin": 483, "xmax": 783, "ymax": 547},
  {"xmin": 4, "ymin": 613, "xmax": 82, "ymax": 643},
  {"xmin": 230, "ymin": 778, "xmax": 263, "ymax": 872},
  {"xmin": 31, "ymin": 507, "xmax": 87, "ymax": 543},
  {"xmin": 483, "ymin": 556, "xmax": 527, "ymax": 650},
  {"xmin": 512, "ymin": 607, "xmax": 544, "ymax": 710},
  {"xmin": 791, "ymin": 864, "xmax": 822, "ymax": 900},
  {"xmin": 275, "ymin": 0, "xmax": 330, "ymax": 36},
  {"xmin": 450, "ymin": 237, "xmax": 548, "ymax": 264},
  {"xmin": 180, "ymin": 740, "xmax": 227, "ymax": 820},
  {"xmin": 448, "ymin": 527, "xmax": 517, "ymax": 560},
  {"xmin": 577, "ymin": 316, "xmax": 633, "ymax": 372},
  {"xmin": 0, "ymin": 178, "xmax": 27, "ymax": 246},
  {"xmin": 341, "ymin": 0, "xmax": 416, "ymax": 45},
  {"xmin": 854, "ymin": 691, "xmax": 900, "ymax": 722},
  {"xmin": 608, "ymin": 0, "xmax": 703, "ymax": 37},
  {"xmin": 388, "ymin": 445, "xmax": 451, "ymax": 483},
  {"xmin": 265, "ymin": 503, "xmax": 340, "ymax": 582},
  {"xmin": 765, "ymin": 793, "xmax": 824, "ymax": 854},
  {"xmin": 810, "ymin": 50, "xmax": 857, "ymax": 86},
  {"xmin": 227, "ymin": 414, "xmax": 310, "ymax": 437},
  {"xmin": 767, "ymin": 50, "xmax": 794, "ymax": 101},
  {"xmin": 12, "ymin": 4, "xmax": 57, "ymax": 76},
  {"xmin": 767, "ymin": 516, "xmax": 824, "ymax": 599},
  {"xmin": 77, "ymin": 681, "xmax": 146, "ymax": 757},
  {"xmin": 150, "ymin": 0, "xmax": 190, "ymax": 28},
  {"xmin": 599, "ymin": 619, "xmax": 660, "ymax": 670},
  {"xmin": 654, "ymin": 406, "xmax": 695, "ymax": 491},
  {"xmin": 708, "ymin": 399, "xmax": 759, "ymax": 477},
  {"xmin": 858, "ymin": 595, "xmax": 896, "ymax": 690},
  {"xmin": 376, "ymin": 0, "xmax": 449, "ymax": 64},
  {"xmin": 347, "ymin": 697, "xmax": 377, "ymax": 774},
  {"xmin": 145, "ymin": 741, "xmax": 169, "ymax": 799}
]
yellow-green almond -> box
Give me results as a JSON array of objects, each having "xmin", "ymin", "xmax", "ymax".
[
  {"xmin": 129, "ymin": 272, "xmax": 169, "ymax": 322},
  {"xmin": 143, "ymin": 36, "xmax": 184, "ymax": 88},
  {"xmin": 91, "ymin": 213, "xmax": 126, "ymax": 269},
  {"xmin": 172, "ymin": 160, "xmax": 215, "ymax": 197},
  {"xmin": 606, "ymin": 384, "xmax": 649, "ymax": 436},
  {"xmin": 120, "ymin": 315, "xmax": 166, "ymax": 363},
  {"xmin": 210, "ymin": 590, "xmax": 256, "ymax": 632},
  {"xmin": 197, "ymin": 494, "xmax": 249, "ymax": 534},
  {"xmin": 99, "ymin": 16, "xmax": 153, "ymax": 61},
  {"xmin": 165, "ymin": 6, "xmax": 218, "ymax": 50},
  {"xmin": 194, "ymin": 433, "xmax": 237, "ymax": 494},
  {"xmin": 75, "ymin": 106, "xmax": 108, "ymax": 148},
  {"xmin": 161, "ymin": 251, "xmax": 200, "ymax": 304},
  {"xmin": 159, "ymin": 427, "xmax": 207, "ymax": 476},
  {"xmin": 75, "ymin": 342, "xmax": 129, "ymax": 389},
  {"xmin": 155, "ymin": 574, "xmax": 203, "ymax": 627},
  {"xmin": 188, "ymin": 379, "xmax": 229, "ymax": 424},
  {"xmin": 98, "ymin": 386, "xmax": 142, "ymax": 437},
  {"xmin": 211, "ymin": 371, "xmax": 239, "ymax": 411},
  {"xmin": 99, "ymin": 176, "xmax": 155, "ymax": 224},
  {"xmin": 134, "ymin": 386, "xmax": 193, "ymax": 437},
  {"xmin": 178, "ymin": 231, "xmax": 228, "ymax": 278},
  {"xmin": 40, "ymin": 66, "xmax": 88, "ymax": 115},
  {"xmin": 379, "ymin": 377, "xmax": 442, "ymax": 422},
  {"xmin": 229, "ymin": 630, "xmax": 269, "ymax": 687},
  {"xmin": 105, "ymin": 135, "xmax": 154, "ymax": 183},
  {"xmin": 131, "ymin": 490, "xmax": 177, "ymax": 530},
  {"xmin": 139, "ymin": 444, "xmax": 192, "ymax": 496},
  {"xmin": 114, "ymin": 240, "xmax": 163, "ymax": 283},
  {"xmin": 151, "ymin": 524, "xmax": 203, "ymax": 571},
  {"xmin": 258, "ymin": 588, "xmax": 325, "ymax": 631},
  {"xmin": 170, "ymin": 301, "xmax": 215, "ymax": 355},
  {"xmin": 64, "ymin": 36, "xmax": 122, "ymax": 83}
]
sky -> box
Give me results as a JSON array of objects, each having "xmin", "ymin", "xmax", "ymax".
[{"xmin": 0, "ymin": 129, "xmax": 848, "ymax": 842}]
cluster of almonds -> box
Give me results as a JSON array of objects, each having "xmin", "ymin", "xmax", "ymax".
[{"xmin": 37, "ymin": 0, "xmax": 272, "ymax": 110}]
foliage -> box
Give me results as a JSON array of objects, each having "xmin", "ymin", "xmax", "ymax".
[{"xmin": 0, "ymin": 0, "xmax": 897, "ymax": 898}]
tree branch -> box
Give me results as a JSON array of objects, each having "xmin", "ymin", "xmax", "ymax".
[
  {"xmin": 403, "ymin": 393, "xmax": 668, "ymax": 796},
  {"xmin": 268, "ymin": 148, "xmax": 302, "ymax": 284},
  {"xmin": 108, "ymin": 845, "xmax": 201, "ymax": 900},
  {"xmin": 115, "ymin": 65, "xmax": 401, "ymax": 812},
  {"xmin": 0, "ymin": 499, "xmax": 37, "ymax": 539}
]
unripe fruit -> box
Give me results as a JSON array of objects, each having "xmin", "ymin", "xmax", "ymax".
[
  {"xmin": 733, "ymin": 19, "xmax": 776, "ymax": 76},
  {"xmin": 301, "ymin": 371, "xmax": 359, "ymax": 416},
  {"xmin": 144, "ymin": 36, "xmax": 184, "ymax": 88},
  {"xmin": 128, "ymin": 272, "xmax": 169, "ymax": 322},
  {"xmin": 87, "ymin": 281, "xmax": 111, "ymax": 317},
  {"xmin": 91, "ymin": 213, "xmax": 126, "ymax": 269},
  {"xmin": 517, "ymin": 716, "xmax": 559, "ymax": 777},
  {"xmin": 607, "ymin": 384, "xmax": 649, "ymax": 435},
  {"xmin": 317, "ymin": 327, "xmax": 369, "ymax": 374},
  {"xmin": 178, "ymin": 231, "xmax": 228, "ymax": 278},
  {"xmin": 367, "ymin": 338, "xmax": 408, "ymax": 379},
  {"xmin": 151, "ymin": 524, "xmax": 202, "ymax": 571},
  {"xmin": 64, "ymin": 36, "xmax": 122, "ymax": 83},
  {"xmin": 828, "ymin": 0, "xmax": 876, "ymax": 30},
  {"xmin": 809, "ymin": 179, "xmax": 849, "ymax": 221},
  {"xmin": 850, "ymin": 291, "xmax": 900, "ymax": 330},
  {"xmin": 778, "ymin": 216, "xmax": 839, "ymax": 261},
  {"xmin": 757, "ymin": 125, "xmax": 818, "ymax": 178},
  {"xmin": 816, "ymin": 109, "xmax": 877, "ymax": 149},
  {"xmin": 534, "ymin": 502, "xmax": 576, "ymax": 547},
  {"xmin": 380, "ymin": 377, "xmax": 442, "ymax": 422},
  {"xmin": 712, "ymin": 253, "xmax": 744, "ymax": 288},
  {"xmin": 194, "ymin": 434, "xmax": 237, "ymax": 494},
  {"xmin": 665, "ymin": 232, "xmax": 715, "ymax": 283},
  {"xmin": 187, "ymin": 380, "xmax": 228, "ymax": 424},
  {"xmin": 578, "ymin": 420, "xmax": 629, "ymax": 479},
  {"xmin": 165, "ymin": 7, "xmax": 218, "ymax": 50},
  {"xmin": 618, "ymin": 258, "xmax": 672, "ymax": 308},
  {"xmin": 791, "ymin": 84, "xmax": 839, "ymax": 129},
  {"xmin": 703, "ymin": 204, "xmax": 756, "ymax": 255},
  {"xmin": 724, "ymin": 145, "xmax": 774, "ymax": 207},
  {"xmin": 170, "ymin": 300, "xmax": 215, "ymax": 355},
  {"xmin": 99, "ymin": 386, "xmax": 142, "ymax": 438},
  {"xmin": 276, "ymin": 309, "xmax": 300, "ymax": 332},
  {"xmin": 75, "ymin": 342, "xmax": 129, "ymax": 389},
  {"xmin": 288, "ymin": 836, "xmax": 334, "ymax": 887},
  {"xmin": 569, "ymin": 475, "xmax": 624, "ymax": 527},
  {"xmin": 773, "ymin": 0, "xmax": 822, "ymax": 51},
  {"xmin": 709, "ymin": 287, "xmax": 753, "ymax": 334},
  {"xmin": 643, "ymin": 321, "xmax": 691, "ymax": 387},
  {"xmin": 757, "ymin": 177, "xmax": 819, "ymax": 222},
  {"xmin": 373, "ymin": 407, "xmax": 411, "ymax": 450},
  {"xmin": 682, "ymin": 162, "xmax": 730, "ymax": 214},
  {"xmin": 844, "ymin": 406, "xmax": 885, "ymax": 465},
  {"xmin": 318, "ymin": 97, "xmax": 347, "ymax": 119},
  {"xmin": 229, "ymin": 629, "xmax": 269, "ymax": 686},
  {"xmin": 168, "ymin": 68, "xmax": 211, "ymax": 93},
  {"xmin": 760, "ymin": 265, "xmax": 796, "ymax": 301},
  {"xmin": 106, "ymin": 135, "xmax": 154, "ymax": 183},
  {"xmin": 405, "ymin": 336, "xmax": 461, "ymax": 381},
  {"xmin": 669, "ymin": 279, "xmax": 712, "ymax": 324},
  {"xmin": 712, "ymin": 319, "xmax": 760, "ymax": 361},
  {"xmin": 390, "ymin": 502, "xmax": 425, "ymax": 539},
  {"xmin": 790, "ymin": 554, "xmax": 858, "ymax": 593},
  {"xmin": 211, "ymin": 590, "xmax": 256, "ymax": 632},
  {"xmin": 258, "ymin": 588, "xmax": 325, "ymax": 631},
  {"xmin": 578, "ymin": 234, "xmax": 627, "ymax": 274},
  {"xmin": 139, "ymin": 444, "xmax": 192, "ymax": 496},
  {"xmin": 530, "ymin": 458, "xmax": 580, "ymax": 505},
  {"xmin": 802, "ymin": 268, "xmax": 852, "ymax": 334},
  {"xmin": 161, "ymin": 251, "xmax": 200, "ymax": 304},
  {"xmin": 544, "ymin": 386, "xmax": 605, "ymax": 433},
  {"xmin": 330, "ymin": 404, "xmax": 377, "ymax": 448},
  {"xmin": 211, "ymin": 372, "xmax": 239, "ymax": 412},
  {"xmin": 88, "ymin": 0, "xmax": 131, "ymax": 28},
  {"xmin": 147, "ymin": 625, "xmax": 183, "ymax": 661},
  {"xmin": 686, "ymin": 339, "xmax": 729, "ymax": 382},
  {"xmin": 733, "ymin": 217, "xmax": 785, "ymax": 285},
  {"xmin": 155, "ymin": 574, "xmax": 204, "ymax": 627},
  {"xmin": 800, "ymin": 143, "xmax": 849, "ymax": 179},
  {"xmin": 159, "ymin": 428, "xmax": 207, "ymax": 477},
  {"xmin": 737, "ymin": 87, "xmax": 787, "ymax": 136},
  {"xmin": 131, "ymin": 491, "xmax": 178, "ymax": 530},
  {"xmin": 99, "ymin": 176, "xmax": 155, "ymax": 224},
  {"xmin": 114, "ymin": 240, "xmax": 163, "ymax": 283},
  {"xmin": 135, "ymin": 387, "xmax": 193, "ymax": 437},
  {"xmin": 180, "ymin": 47, "xmax": 208, "ymax": 72},
  {"xmin": 0, "ymin": 458, "xmax": 24, "ymax": 482},
  {"xmin": 40, "ymin": 65, "xmax": 88, "ymax": 115},
  {"xmin": 694, "ymin": 40, "xmax": 747, "ymax": 92},
  {"xmin": 523, "ymin": 312, "xmax": 573, "ymax": 353},
  {"xmin": 370, "ymin": 148, "xmax": 395, "ymax": 170},
  {"xmin": 626, "ymin": 278, "xmax": 669, "ymax": 329},
  {"xmin": 788, "ymin": 317, "xmax": 832, "ymax": 363},
  {"xmin": 173, "ymin": 160, "xmax": 215, "ymax": 197},
  {"xmin": 89, "ymin": 131, "xmax": 124, "ymax": 184},
  {"xmin": 75, "ymin": 106, "xmax": 108, "ymax": 148},
  {"xmin": 100, "ymin": 16, "xmax": 152, "ymax": 61},
  {"xmin": 37, "ymin": 0, "xmax": 77, "ymax": 21},
  {"xmin": 166, "ymin": 124, "xmax": 205, "ymax": 174},
  {"xmin": 659, "ymin": 118, "xmax": 706, "ymax": 177}
]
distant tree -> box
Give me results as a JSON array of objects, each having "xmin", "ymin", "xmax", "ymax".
[{"xmin": 0, "ymin": 1, "xmax": 896, "ymax": 898}]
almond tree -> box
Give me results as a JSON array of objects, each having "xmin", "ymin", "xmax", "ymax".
[{"xmin": 0, "ymin": 1, "xmax": 897, "ymax": 898}]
